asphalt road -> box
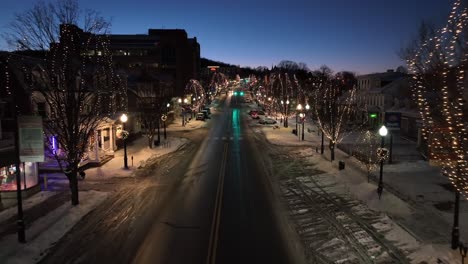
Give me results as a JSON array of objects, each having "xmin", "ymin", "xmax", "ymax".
[{"xmin": 40, "ymin": 93, "xmax": 291, "ymax": 264}]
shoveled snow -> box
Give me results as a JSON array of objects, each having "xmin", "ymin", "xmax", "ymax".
[
  {"xmin": 252, "ymin": 110, "xmax": 467, "ymax": 264},
  {"xmin": 0, "ymin": 192, "xmax": 57, "ymax": 223},
  {"xmin": 0, "ymin": 190, "xmax": 109, "ymax": 264}
]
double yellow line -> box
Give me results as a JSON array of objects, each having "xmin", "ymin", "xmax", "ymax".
[{"xmin": 206, "ymin": 143, "xmax": 228, "ymax": 264}]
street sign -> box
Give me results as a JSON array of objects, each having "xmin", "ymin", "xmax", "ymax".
[
  {"xmin": 18, "ymin": 116, "xmax": 44, "ymax": 162},
  {"xmin": 384, "ymin": 112, "xmax": 401, "ymax": 131},
  {"xmin": 161, "ymin": 114, "xmax": 167, "ymax": 122}
]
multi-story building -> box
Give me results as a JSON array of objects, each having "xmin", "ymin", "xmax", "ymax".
[
  {"xmin": 0, "ymin": 52, "xmax": 41, "ymax": 198},
  {"xmin": 356, "ymin": 69, "xmax": 421, "ymax": 141},
  {"xmin": 101, "ymin": 29, "xmax": 200, "ymax": 96}
]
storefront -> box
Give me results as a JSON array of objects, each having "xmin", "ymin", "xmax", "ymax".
[{"xmin": 0, "ymin": 162, "xmax": 40, "ymax": 198}]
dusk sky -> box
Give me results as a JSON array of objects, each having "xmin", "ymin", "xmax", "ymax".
[{"xmin": 0, "ymin": 0, "xmax": 451, "ymax": 74}]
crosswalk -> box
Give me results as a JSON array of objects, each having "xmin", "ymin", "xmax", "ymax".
[{"xmin": 207, "ymin": 136, "xmax": 244, "ymax": 141}]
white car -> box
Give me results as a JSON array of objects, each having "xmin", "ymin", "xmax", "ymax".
[{"xmin": 258, "ymin": 117, "xmax": 277, "ymax": 124}]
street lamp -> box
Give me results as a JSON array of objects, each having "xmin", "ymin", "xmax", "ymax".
[
  {"xmin": 280, "ymin": 100, "xmax": 284, "ymax": 123},
  {"xmin": 377, "ymin": 125, "xmax": 388, "ymax": 199},
  {"xmin": 299, "ymin": 113, "xmax": 305, "ymax": 141},
  {"xmin": 285, "ymin": 100, "xmax": 290, "ymax": 127},
  {"xmin": 120, "ymin": 113, "xmax": 128, "ymax": 169},
  {"xmin": 164, "ymin": 103, "xmax": 170, "ymax": 139},
  {"xmin": 304, "ymin": 104, "xmax": 310, "ymax": 141},
  {"xmin": 296, "ymin": 104, "xmax": 303, "ymax": 133}
]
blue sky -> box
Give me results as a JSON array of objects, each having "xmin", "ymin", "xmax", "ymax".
[{"xmin": 0, "ymin": 0, "xmax": 451, "ymax": 74}]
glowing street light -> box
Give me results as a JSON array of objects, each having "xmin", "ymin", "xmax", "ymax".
[
  {"xmin": 377, "ymin": 125, "xmax": 388, "ymax": 199},
  {"xmin": 120, "ymin": 114, "xmax": 129, "ymax": 169}
]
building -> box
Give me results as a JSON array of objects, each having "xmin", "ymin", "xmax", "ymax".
[
  {"xmin": 356, "ymin": 69, "xmax": 421, "ymax": 142},
  {"xmin": 102, "ymin": 29, "xmax": 200, "ymax": 96},
  {"xmin": 0, "ymin": 52, "xmax": 41, "ymax": 198}
]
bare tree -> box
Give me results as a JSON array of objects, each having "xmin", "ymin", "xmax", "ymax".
[
  {"xmin": 2, "ymin": 0, "xmax": 110, "ymax": 51},
  {"xmin": 135, "ymin": 73, "xmax": 172, "ymax": 148}
]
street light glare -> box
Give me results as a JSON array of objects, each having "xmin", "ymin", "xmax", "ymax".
[
  {"xmin": 120, "ymin": 113, "xmax": 128, "ymax": 123},
  {"xmin": 297, "ymin": 104, "xmax": 302, "ymax": 110},
  {"xmin": 379, "ymin": 125, "xmax": 388, "ymax": 136},
  {"xmin": 305, "ymin": 104, "xmax": 310, "ymax": 110}
]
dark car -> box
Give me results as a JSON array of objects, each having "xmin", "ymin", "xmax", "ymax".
[
  {"xmin": 203, "ymin": 107, "xmax": 211, "ymax": 115},
  {"xmin": 196, "ymin": 113, "xmax": 205, "ymax": 121}
]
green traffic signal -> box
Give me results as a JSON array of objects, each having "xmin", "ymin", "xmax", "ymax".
[
  {"xmin": 234, "ymin": 91, "xmax": 238, "ymax": 96},
  {"xmin": 370, "ymin": 113, "xmax": 377, "ymax": 118},
  {"xmin": 240, "ymin": 91, "xmax": 244, "ymax": 96}
]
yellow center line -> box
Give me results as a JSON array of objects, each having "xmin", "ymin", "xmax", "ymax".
[{"xmin": 206, "ymin": 143, "xmax": 228, "ymax": 264}]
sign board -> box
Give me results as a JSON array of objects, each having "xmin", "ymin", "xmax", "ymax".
[
  {"xmin": 384, "ymin": 112, "xmax": 401, "ymax": 131},
  {"xmin": 18, "ymin": 116, "xmax": 44, "ymax": 162}
]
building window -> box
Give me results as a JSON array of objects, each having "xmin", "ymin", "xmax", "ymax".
[{"xmin": 0, "ymin": 162, "xmax": 38, "ymax": 191}]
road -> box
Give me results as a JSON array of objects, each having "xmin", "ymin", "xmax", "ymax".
[{"xmin": 40, "ymin": 93, "xmax": 292, "ymax": 264}]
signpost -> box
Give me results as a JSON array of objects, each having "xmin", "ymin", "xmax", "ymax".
[{"xmin": 18, "ymin": 116, "xmax": 44, "ymax": 162}]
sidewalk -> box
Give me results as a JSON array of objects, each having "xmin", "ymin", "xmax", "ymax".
[
  {"xmin": 257, "ymin": 113, "xmax": 467, "ymax": 263},
  {"xmin": 0, "ymin": 118, "xmax": 200, "ymax": 263}
]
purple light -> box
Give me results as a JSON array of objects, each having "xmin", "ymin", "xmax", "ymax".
[{"xmin": 51, "ymin": 136, "xmax": 58, "ymax": 154}]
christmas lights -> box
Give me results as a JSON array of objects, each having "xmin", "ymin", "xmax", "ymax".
[{"xmin": 408, "ymin": 0, "xmax": 468, "ymax": 199}]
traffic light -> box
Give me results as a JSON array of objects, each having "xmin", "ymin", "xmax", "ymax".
[
  {"xmin": 233, "ymin": 91, "xmax": 238, "ymax": 96},
  {"xmin": 369, "ymin": 113, "xmax": 377, "ymax": 119},
  {"xmin": 240, "ymin": 91, "xmax": 244, "ymax": 96}
]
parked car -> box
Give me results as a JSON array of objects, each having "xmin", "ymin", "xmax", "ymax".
[
  {"xmin": 201, "ymin": 110, "xmax": 210, "ymax": 119},
  {"xmin": 203, "ymin": 107, "xmax": 211, "ymax": 115},
  {"xmin": 258, "ymin": 117, "xmax": 277, "ymax": 124},
  {"xmin": 196, "ymin": 112, "xmax": 205, "ymax": 121}
]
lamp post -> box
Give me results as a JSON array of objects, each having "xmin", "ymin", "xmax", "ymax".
[
  {"xmin": 285, "ymin": 100, "xmax": 289, "ymax": 128},
  {"xmin": 280, "ymin": 100, "xmax": 284, "ymax": 124},
  {"xmin": 304, "ymin": 104, "xmax": 310, "ymax": 141},
  {"xmin": 296, "ymin": 104, "xmax": 302, "ymax": 134},
  {"xmin": 164, "ymin": 103, "xmax": 169, "ymax": 139},
  {"xmin": 299, "ymin": 113, "xmax": 305, "ymax": 141},
  {"xmin": 377, "ymin": 125, "xmax": 388, "ymax": 199},
  {"xmin": 120, "ymin": 114, "xmax": 128, "ymax": 169}
]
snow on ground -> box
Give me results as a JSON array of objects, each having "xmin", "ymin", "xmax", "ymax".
[
  {"xmin": 256, "ymin": 114, "xmax": 467, "ymax": 263},
  {"xmin": 0, "ymin": 119, "xmax": 198, "ymax": 263},
  {"xmin": 0, "ymin": 192, "xmax": 57, "ymax": 223},
  {"xmin": 0, "ymin": 190, "xmax": 109, "ymax": 264},
  {"xmin": 84, "ymin": 135, "xmax": 188, "ymax": 180}
]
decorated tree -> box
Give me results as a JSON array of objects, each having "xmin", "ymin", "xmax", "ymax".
[
  {"xmin": 5, "ymin": 0, "xmax": 120, "ymax": 206},
  {"xmin": 185, "ymin": 79, "xmax": 205, "ymax": 113},
  {"xmin": 353, "ymin": 131, "xmax": 380, "ymax": 182},
  {"xmin": 406, "ymin": 0, "xmax": 468, "ymax": 200},
  {"xmin": 314, "ymin": 75, "xmax": 358, "ymax": 161},
  {"xmin": 2, "ymin": 0, "xmax": 110, "ymax": 50},
  {"xmin": 31, "ymin": 24, "xmax": 122, "ymax": 206},
  {"xmin": 405, "ymin": 0, "xmax": 468, "ymax": 250}
]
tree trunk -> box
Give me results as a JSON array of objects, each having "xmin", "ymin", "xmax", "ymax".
[
  {"xmin": 330, "ymin": 141, "xmax": 335, "ymax": 161},
  {"xmin": 69, "ymin": 169, "xmax": 79, "ymax": 206},
  {"xmin": 148, "ymin": 135, "xmax": 154, "ymax": 149},
  {"xmin": 157, "ymin": 120, "xmax": 161, "ymax": 143}
]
